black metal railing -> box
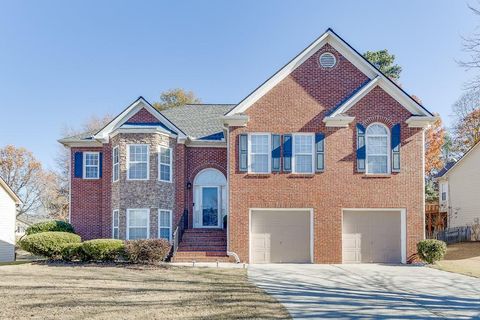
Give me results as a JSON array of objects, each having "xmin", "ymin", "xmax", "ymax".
[{"xmin": 172, "ymin": 209, "xmax": 188, "ymax": 256}]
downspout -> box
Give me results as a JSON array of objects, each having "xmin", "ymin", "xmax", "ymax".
[{"xmin": 224, "ymin": 124, "xmax": 240, "ymax": 263}]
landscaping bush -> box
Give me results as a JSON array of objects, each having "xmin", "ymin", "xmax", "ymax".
[
  {"xmin": 19, "ymin": 232, "xmax": 81, "ymax": 259},
  {"xmin": 26, "ymin": 220, "xmax": 75, "ymax": 236},
  {"xmin": 61, "ymin": 243, "xmax": 85, "ymax": 261},
  {"xmin": 124, "ymin": 239, "xmax": 171, "ymax": 264},
  {"xmin": 81, "ymin": 239, "xmax": 125, "ymax": 262},
  {"xmin": 417, "ymin": 239, "xmax": 447, "ymax": 264}
]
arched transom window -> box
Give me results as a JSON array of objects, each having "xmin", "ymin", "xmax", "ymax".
[{"xmin": 366, "ymin": 123, "xmax": 390, "ymax": 174}]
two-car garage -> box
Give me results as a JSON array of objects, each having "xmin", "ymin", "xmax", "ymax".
[{"xmin": 249, "ymin": 208, "xmax": 406, "ymax": 264}]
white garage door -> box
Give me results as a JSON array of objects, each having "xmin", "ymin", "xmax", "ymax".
[
  {"xmin": 251, "ymin": 210, "xmax": 311, "ymax": 264},
  {"xmin": 342, "ymin": 210, "xmax": 404, "ymax": 264}
]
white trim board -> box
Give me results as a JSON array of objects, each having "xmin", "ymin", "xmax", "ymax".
[
  {"xmin": 94, "ymin": 97, "xmax": 187, "ymax": 143},
  {"xmin": 225, "ymin": 29, "xmax": 433, "ymax": 119},
  {"xmin": 341, "ymin": 208, "xmax": 407, "ymax": 264},
  {"xmin": 248, "ymin": 208, "xmax": 314, "ymax": 264}
]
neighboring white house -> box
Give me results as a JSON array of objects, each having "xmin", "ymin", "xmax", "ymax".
[
  {"xmin": 0, "ymin": 177, "xmax": 22, "ymax": 262},
  {"xmin": 437, "ymin": 142, "xmax": 480, "ymax": 229}
]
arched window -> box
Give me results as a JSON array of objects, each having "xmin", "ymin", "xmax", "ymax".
[{"xmin": 366, "ymin": 123, "xmax": 390, "ymax": 174}]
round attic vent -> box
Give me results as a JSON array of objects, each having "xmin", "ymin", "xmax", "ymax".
[{"xmin": 319, "ymin": 52, "xmax": 337, "ymax": 68}]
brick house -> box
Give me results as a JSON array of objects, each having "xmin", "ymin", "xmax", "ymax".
[{"xmin": 59, "ymin": 29, "xmax": 435, "ymax": 264}]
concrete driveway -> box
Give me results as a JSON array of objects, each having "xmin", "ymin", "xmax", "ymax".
[{"xmin": 248, "ymin": 264, "xmax": 480, "ymax": 319}]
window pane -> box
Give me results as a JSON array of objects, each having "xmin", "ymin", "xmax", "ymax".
[
  {"xmin": 128, "ymin": 210, "xmax": 148, "ymax": 226},
  {"xmin": 295, "ymin": 154, "xmax": 313, "ymax": 173},
  {"xmin": 367, "ymin": 136, "xmax": 388, "ymax": 155},
  {"xmin": 367, "ymin": 155, "xmax": 388, "ymax": 174},
  {"xmin": 113, "ymin": 228, "xmax": 119, "ymax": 239},
  {"xmin": 159, "ymin": 227, "xmax": 170, "ymax": 240},
  {"xmin": 129, "ymin": 163, "xmax": 147, "ymax": 179},
  {"xmin": 251, "ymin": 154, "xmax": 268, "ymax": 173},
  {"xmin": 113, "ymin": 211, "xmax": 119, "ymax": 227},
  {"xmin": 129, "ymin": 227, "xmax": 147, "ymax": 240},
  {"xmin": 160, "ymin": 164, "xmax": 170, "ymax": 181},
  {"xmin": 159, "ymin": 211, "xmax": 170, "ymax": 227},
  {"xmin": 251, "ymin": 135, "xmax": 269, "ymax": 153},
  {"xmin": 366, "ymin": 124, "xmax": 388, "ymax": 135},
  {"xmin": 160, "ymin": 148, "xmax": 171, "ymax": 165},
  {"xmin": 85, "ymin": 166, "xmax": 98, "ymax": 178},
  {"xmin": 294, "ymin": 135, "xmax": 313, "ymax": 153}
]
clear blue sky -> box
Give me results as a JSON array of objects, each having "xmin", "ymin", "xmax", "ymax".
[{"xmin": 0, "ymin": 0, "xmax": 477, "ymax": 170}]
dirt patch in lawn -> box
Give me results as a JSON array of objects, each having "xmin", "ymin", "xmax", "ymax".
[
  {"xmin": 0, "ymin": 263, "xmax": 290, "ymax": 320},
  {"xmin": 434, "ymin": 242, "xmax": 480, "ymax": 278}
]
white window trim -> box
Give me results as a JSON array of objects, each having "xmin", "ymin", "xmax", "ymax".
[
  {"xmin": 83, "ymin": 152, "xmax": 100, "ymax": 179},
  {"xmin": 112, "ymin": 209, "xmax": 119, "ymax": 239},
  {"xmin": 126, "ymin": 144, "xmax": 150, "ymax": 181},
  {"xmin": 126, "ymin": 208, "xmax": 150, "ymax": 240},
  {"xmin": 112, "ymin": 146, "xmax": 119, "ymax": 182},
  {"xmin": 158, "ymin": 146, "xmax": 173, "ymax": 183},
  {"xmin": 247, "ymin": 133, "xmax": 271, "ymax": 174},
  {"xmin": 158, "ymin": 209, "xmax": 173, "ymax": 242},
  {"xmin": 292, "ymin": 133, "xmax": 315, "ymax": 174},
  {"xmin": 365, "ymin": 123, "xmax": 391, "ymax": 175}
]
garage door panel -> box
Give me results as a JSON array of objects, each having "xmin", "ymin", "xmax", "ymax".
[
  {"xmin": 343, "ymin": 210, "xmax": 402, "ymax": 264},
  {"xmin": 251, "ymin": 210, "xmax": 310, "ymax": 264}
]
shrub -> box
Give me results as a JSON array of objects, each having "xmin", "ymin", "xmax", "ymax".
[
  {"xmin": 19, "ymin": 232, "xmax": 81, "ymax": 259},
  {"xmin": 26, "ymin": 220, "xmax": 75, "ymax": 236},
  {"xmin": 81, "ymin": 239, "xmax": 125, "ymax": 262},
  {"xmin": 61, "ymin": 243, "xmax": 84, "ymax": 261},
  {"xmin": 417, "ymin": 239, "xmax": 447, "ymax": 264},
  {"xmin": 124, "ymin": 239, "xmax": 171, "ymax": 264}
]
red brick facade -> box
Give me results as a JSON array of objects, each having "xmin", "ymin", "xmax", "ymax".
[
  {"xmin": 69, "ymin": 39, "xmax": 427, "ymax": 264},
  {"xmin": 227, "ymin": 46, "xmax": 424, "ymax": 263}
]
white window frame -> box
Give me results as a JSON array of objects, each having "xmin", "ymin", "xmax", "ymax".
[
  {"xmin": 83, "ymin": 152, "xmax": 100, "ymax": 179},
  {"xmin": 158, "ymin": 146, "xmax": 173, "ymax": 183},
  {"xmin": 292, "ymin": 133, "xmax": 315, "ymax": 174},
  {"xmin": 440, "ymin": 182, "xmax": 448, "ymax": 202},
  {"xmin": 365, "ymin": 123, "xmax": 391, "ymax": 175},
  {"xmin": 112, "ymin": 209, "xmax": 119, "ymax": 239},
  {"xmin": 112, "ymin": 146, "xmax": 119, "ymax": 182},
  {"xmin": 158, "ymin": 209, "xmax": 172, "ymax": 242},
  {"xmin": 248, "ymin": 133, "xmax": 271, "ymax": 174},
  {"xmin": 126, "ymin": 208, "xmax": 150, "ymax": 240},
  {"xmin": 126, "ymin": 144, "xmax": 150, "ymax": 181}
]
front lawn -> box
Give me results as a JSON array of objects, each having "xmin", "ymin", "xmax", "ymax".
[
  {"xmin": 433, "ymin": 242, "xmax": 480, "ymax": 278},
  {"xmin": 0, "ymin": 263, "xmax": 290, "ymax": 320}
]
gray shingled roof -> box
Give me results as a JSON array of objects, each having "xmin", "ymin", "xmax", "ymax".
[{"xmin": 161, "ymin": 104, "xmax": 235, "ymax": 140}]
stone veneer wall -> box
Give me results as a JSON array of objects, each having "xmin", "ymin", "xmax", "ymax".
[{"xmin": 111, "ymin": 133, "xmax": 176, "ymax": 240}]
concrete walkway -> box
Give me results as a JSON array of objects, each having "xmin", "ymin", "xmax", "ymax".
[{"xmin": 248, "ymin": 264, "xmax": 480, "ymax": 319}]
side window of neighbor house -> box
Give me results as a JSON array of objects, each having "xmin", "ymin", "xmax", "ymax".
[
  {"xmin": 83, "ymin": 152, "xmax": 100, "ymax": 179},
  {"xmin": 127, "ymin": 145, "xmax": 149, "ymax": 180},
  {"xmin": 159, "ymin": 147, "xmax": 172, "ymax": 182},
  {"xmin": 112, "ymin": 146, "xmax": 119, "ymax": 182},
  {"xmin": 441, "ymin": 183, "xmax": 447, "ymax": 201},
  {"xmin": 248, "ymin": 133, "xmax": 271, "ymax": 173},
  {"xmin": 112, "ymin": 209, "xmax": 119, "ymax": 239}
]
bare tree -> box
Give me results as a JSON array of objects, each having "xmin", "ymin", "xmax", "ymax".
[
  {"xmin": 451, "ymin": 90, "xmax": 480, "ymax": 155},
  {"xmin": 0, "ymin": 145, "xmax": 47, "ymax": 216},
  {"xmin": 460, "ymin": 2, "xmax": 480, "ymax": 90}
]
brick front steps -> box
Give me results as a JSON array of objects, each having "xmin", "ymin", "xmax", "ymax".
[{"xmin": 172, "ymin": 229, "xmax": 233, "ymax": 263}]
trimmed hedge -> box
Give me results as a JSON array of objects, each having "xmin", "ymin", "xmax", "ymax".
[
  {"xmin": 124, "ymin": 239, "xmax": 171, "ymax": 264},
  {"xmin": 26, "ymin": 220, "xmax": 75, "ymax": 236},
  {"xmin": 19, "ymin": 232, "xmax": 81, "ymax": 259},
  {"xmin": 81, "ymin": 239, "xmax": 125, "ymax": 262},
  {"xmin": 61, "ymin": 243, "xmax": 84, "ymax": 261},
  {"xmin": 417, "ymin": 239, "xmax": 447, "ymax": 264}
]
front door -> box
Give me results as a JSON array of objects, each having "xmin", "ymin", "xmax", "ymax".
[
  {"xmin": 194, "ymin": 186, "xmax": 221, "ymax": 228},
  {"xmin": 201, "ymin": 187, "xmax": 219, "ymax": 227}
]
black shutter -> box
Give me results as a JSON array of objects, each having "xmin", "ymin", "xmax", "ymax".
[
  {"xmin": 74, "ymin": 152, "xmax": 83, "ymax": 178},
  {"xmin": 283, "ymin": 134, "xmax": 292, "ymax": 172},
  {"xmin": 239, "ymin": 134, "xmax": 248, "ymax": 172},
  {"xmin": 356, "ymin": 124, "xmax": 366, "ymax": 172},
  {"xmin": 271, "ymin": 134, "xmax": 281, "ymax": 172},
  {"xmin": 391, "ymin": 124, "xmax": 401, "ymax": 172},
  {"xmin": 315, "ymin": 133, "xmax": 325, "ymax": 172}
]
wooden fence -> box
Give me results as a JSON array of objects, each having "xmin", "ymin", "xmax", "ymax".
[
  {"xmin": 436, "ymin": 226, "xmax": 472, "ymax": 244},
  {"xmin": 425, "ymin": 202, "xmax": 447, "ymax": 238}
]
